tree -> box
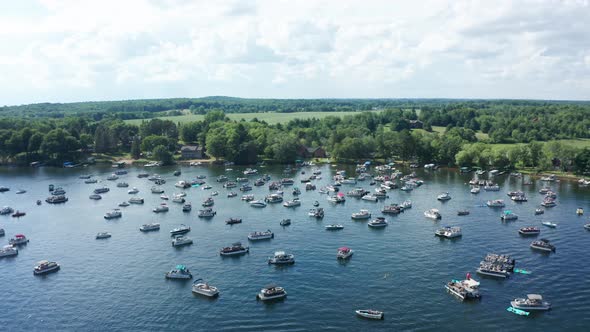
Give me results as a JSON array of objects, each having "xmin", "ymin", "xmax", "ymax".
[
  {"xmin": 153, "ymin": 145, "xmax": 174, "ymax": 165},
  {"xmin": 131, "ymin": 136, "xmax": 141, "ymax": 159}
]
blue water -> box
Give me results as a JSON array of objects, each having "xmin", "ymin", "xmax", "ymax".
[{"xmin": 1, "ymin": 165, "xmax": 589, "ymax": 331}]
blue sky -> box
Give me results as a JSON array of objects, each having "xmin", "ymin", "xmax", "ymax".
[{"xmin": 1, "ymin": 0, "xmax": 589, "ymax": 105}]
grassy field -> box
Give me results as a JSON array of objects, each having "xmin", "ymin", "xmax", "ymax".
[{"xmin": 125, "ymin": 111, "xmax": 378, "ymax": 125}]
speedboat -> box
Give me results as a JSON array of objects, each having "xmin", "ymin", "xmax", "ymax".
[
  {"xmin": 337, "ymin": 247, "xmax": 353, "ymax": 259},
  {"xmin": 327, "ymin": 194, "xmax": 346, "ymax": 203},
  {"xmin": 172, "ymin": 235, "xmax": 193, "ymax": 247},
  {"xmin": 9, "ymin": 234, "xmax": 29, "ymax": 245},
  {"xmin": 172, "ymin": 196, "xmax": 185, "ymax": 204},
  {"xmin": 510, "ymin": 294, "xmax": 551, "ymax": 311},
  {"xmin": 325, "ymin": 224, "xmax": 344, "ymax": 230},
  {"xmin": 128, "ymin": 187, "xmax": 139, "ymax": 194},
  {"xmin": 248, "ymin": 230, "xmax": 274, "ymax": 241},
  {"xmin": 0, "ymin": 206, "xmax": 14, "ymax": 215},
  {"xmin": 500, "ymin": 210, "xmax": 518, "ymax": 221},
  {"xmin": 165, "ymin": 265, "xmax": 192, "ymax": 279},
  {"xmin": 241, "ymin": 194, "xmax": 255, "ymax": 201},
  {"xmin": 118, "ymin": 201, "xmax": 130, "ymax": 207},
  {"xmin": 361, "ymin": 194, "xmax": 379, "ymax": 202},
  {"xmin": 280, "ymin": 219, "xmax": 291, "ymax": 226},
  {"xmin": 89, "ymin": 194, "xmax": 102, "ymax": 200},
  {"xmin": 227, "ymin": 192, "xmax": 237, "ymax": 198},
  {"xmin": 435, "ymin": 226, "xmax": 462, "ymax": 238},
  {"xmin": 355, "ymin": 309, "xmax": 384, "ymax": 320},
  {"xmin": 170, "ymin": 224, "xmax": 191, "ymax": 236},
  {"xmin": 12, "ymin": 211, "xmax": 25, "ymax": 218},
  {"xmin": 470, "ymin": 187, "xmax": 480, "ymax": 194},
  {"xmin": 220, "ymin": 242, "xmax": 249, "ymax": 256},
  {"xmin": 535, "ymin": 208, "xmax": 545, "ymax": 215},
  {"xmin": 256, "ymin": 285, "xmax": 287, "ymax": 301},
  {"xmin": 486, "ymin": 199, "xmax": 505, "ymax": 208},
  {"xmin": 249, "ymin": 200, "xmax": 267, "ymax": 208},
  {"xmin": 437, "ymin": 192, "xmax": 452, "ymax": 201},
  {"xmin": 46, "ymin": 195, "xmax": 68, "ymax": 204},
  {"xmin": 584, "ymin": 223, "xmax": 590, "ymax": 231},
  {"xmin": 106, "ymin": 174, "xmax": 119, "ymax": 181},
  {"xmin": 268, "ymin": 251, "xmax": 295, "ymax": 265},
  {"xmin": 16, "ymin": 189, "xmax": 26, "ymax": 194},
  {"xmin": 541, "ymin": 221, "xmax": 557, "ymax": 228},
  {"xmin": 283, "ymin": 198, "xmax": 301, "ymax": 208},
  {"xmin": 175, "ymin": 181, "xmax": 190, "ymax": 189},
  {"xmin": 368, "ymin": 217, "xmax": 388, "ymax": 228},
  {"xmin": 445, "ymin": 278, "xmax": 480, "ymax": 301},
  {"xmin": 192, "ymin": 279, "xmax": 219, "ymax": 297},
  {"xmin": 264, "ymin": 194, "xmax": 283, "ymax": 204},
  {"xmin": 151, "ymin": 187, "xmax": 164, "ymax": 194},
  {"xmin": 198, "ymin": 208, "xmax": 216, "ymax": 218},
  {"xmin": 541, "ymin": 199, "xmax": 557, "ymax": 207},
  {"xmin": 153, "ymin": 204, "xmax": 169, "ymax": 213},
  {"xmin": 96, "ymin": 232, "xmax": 111, "ymax": 239},
  {"xmin": 139, "ymin": 223, "xmax": 160, "ymax": 232},
  {"xmin": 225, "ymin": 218, "xmax": 242, "ymax": 225},
  {"xmin": 182, "ymin": 203, "xmax": 192, "ymax": 212},
  {"xmin": 351, "ymin": 209, "xmax": 371, "ymax": 220},
  {"xmin": 424, "ymin": 209, "xmax": 442, "ymax": 220},
  {"xmin": 34, "ymin": 260, "xmax": 60, "ymax": 275},
  {"xmin": 576, "ymin": 207, "xmax": 584, "ymax": 215},
  {"xmin": 160, "ymin": 194, "xmax": 169, "ymax": 200},
  {"xmin": 309, "ymin": 207, "xmax": 324, "ymax": 218},
  {"xmin": 104, "ymin": 209, "xmax": 122, "ymax": 219},
  {"xmin": 519, "ymin": 227, "xmax": 540, "ymax": 236},
  {"xmin": 129, "ymin": 197, "xmax": 144, "ymax": 204},
  {"xmin": 0, "ymin": 245, "xmax": 18, "ymax": 258},
  {"xmin": 530, "ymin": 239, "xmax": 555, "ymax": 252},
  {"xmin": 202, "ymin": 184, "xmax": 212, "ymax": 190}
]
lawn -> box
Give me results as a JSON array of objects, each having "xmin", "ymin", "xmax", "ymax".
[{"xmin": 124, "ymin": 111, "xmax": 379, "ymax": 125}]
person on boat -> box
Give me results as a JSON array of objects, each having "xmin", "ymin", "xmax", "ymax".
[{"xmin": 466, "ymin": 272, "xmax": 471, "ymax": 280}]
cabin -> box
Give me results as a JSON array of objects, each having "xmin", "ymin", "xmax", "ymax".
[
  {"xmin": 297, "ymin": 146, "xmax": 327, "ymax": 158},
  {"xmin": 180, "ymin": 145, "xmax": 204, "ymax": 159},
  {"xmin": 409, "ymin": 120, "xmax": 424, "ymax": 129}
]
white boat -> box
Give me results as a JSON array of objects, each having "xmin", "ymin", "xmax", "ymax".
[
  {"xmin": 325, "ymin": 224, "xmax": 344, "ymax": 230},
  {"xmin": 337, "ymin": 247, "xmax": 353, "ymax": 259},
  {"xmin": 175, "ymin": 181, "xmax": 190, "ymax": 188},
  {"xmin": 309, "ymin": 207, "xmax": 324, "ymax": 218},
  {"xmin": 0, "ymin": 245, "xmax": 18, "ymax": 258},
  {"xmin": 470, "ymin": 187, "xmax": 480, "ymax": 194},
  {"xmin": 0, "ymin": 206, "xmax": 14, "ymax": 215},
  {"xmin": 106, "ymin": 174, "xmax": 119, "ymax": 181},
  {"xmin": 241, "ymin": 194, "xmax": 254, "ymax": 201},
  {"xmin": 84, "ymin": 178, "xmax": 97, "ymax": 184},
  {"xmin": 128, "ymin": 188, "xmax": 139, "ymax": 194},
  {"xmin": 476, "ymin": 265, "xmax": 510, "ymax": 278},
  {"xmin": 46, "ymin": 195, "xmax": 68, "ymax": 204},
  {"xmin": 129, "ymin": 197, "xmax": 144, "ymax": 204},
  {"xmin": 511, "ymin": 294, "xmax": 551, "ymax": 311},
  {"xmin": 401, "ymin": 200, "xmax": 412, "ymax": 209},
  {"xmin": 361, "ymin": 194, "xmax": 379, "ymax": 202},
  {"xmin": 172, "ymin": 235, "xmax": 193, "ymax": 247},
  {"xmin": 424, "ymin": 209, "xmax": 442, "ymax": 220},
  {"xmin": 519, "ymin": 227, "xmax": 541, "ymax": 236},
  {"xmin": 355, "ymin": 309, "xmax": 384, "ymax": 320},
  {"xmin": 584, "ymin": 223, "xmax": 590, "ymax": 231},
  {"xmin": 486, "ymin": 199, "xmax": 505, "ymax": 208},
  {"xmin": 445, "ymin": 278, "xmax": 480, "ymax": 300},
  {"xmin": 153, "ymin": 204, "xmax": 169, "ymax": 213},
  {"xmin": 34, "ymin": 260, "xmax": 60, "ymax": 275},
  {"xmin": 530, "ymin": 238, "xmax": 555, "ymax": 252},
  {"xmin": 268, "ymin": 251, "xmax": 295, "ymax": 265},
  {"xmin": 227, "ymin": 192, "xmax": 237, "ymax": 198},
  {"xmin": 192, "ymin": 279, "xmax": 219, "ymax": 297},
  {"xmin": 9, "ymin": 234, "xmax": 29, "ymax": 245},
  {"xmin": 256, "ymin": 285, "xmax": 287, "ymax": 301},
  {"xmin": 104, "ymin": 210, "xmax": 122, "ymax": 219},
  {"xmin": 484, "ymin": 185, "xmax": 500, "ymax": 191},
  {"xmin": 165, "ymin": 265, "xmax": 192, "ymax": 279},
  {"xmin": 435, "ymin": 226, "xmax": 462, "ymax": 238},
  {"xmin": 248, "ymin": 230, "xmax": 274, "ymax": 241},
  {"xmin": 264, "ymin": 193, "xmax": 283, "ymax": 203},
  {"xmin": 116, "ymin": 182, "xmax": 129, "ymax": 188},
  {"xmin": 220, "ymin": 242, "xmax": 249, "ymax": 256},
  {"xmin": 541, "ymin": 221, "xmax": 557, "ymax": 228},
  {"xmin": 170, "ymin": 224, "xmax": 191, "ymax": 236},
  {"xmin": 182, "ymin": 203, "xmax": 192, "ymax": 212},
  {"xmin": 437, "ymin": 192, "xmax": 452, "ymax": 201},
  {"xmin": 118, "ymin": 201, "xmax": 130, "ymax": 207},
  {"xmin": 96, "ymin": 232, "xmax": 111, "ymax": 239},
  {"xmin": 327, "ymin": 194, "xmax": 346, "ymax": 203},
  {"xmin": 501, "ymin": 210, "xmax": 518, "ymax": 221},
  {"xmin": 541, "ymin": 199, "xmax": 557, "ymax": 207},
  {"xmin": 368, "ymin": 217, "xmax": 388, "ymax": 228},
  {"xmin": 283, "ymin": 198, "xmax": 301, "ymax": 207},
  {"xmin": 576, "ymin": 207, "xmax": 584, "ymax": 215},
  {"xmin": 198, "ymin": 208, "xmax": 216, "ymax": 218},
  {"xmin": 89, "ymin": 194, "xmax": 102, "ymax": 200},
  {"xmin": 151, "ymin": 187, "xmax": 164, "ymax": 194},
  {"xmin": 249, "ymin": 200, "xmax": 267, "ymax": 208},
  {"xmin": 160, "ymin": 194, "xmax": 169, "ymax": 200},
  {"xmin": 351, "ymin": 209, "xmax": 371, "ymax": 220},
  {"xmin": 172, "ymin": 196, "xmax": 186, "ymax": 204},
  {"xmin": 139, "ymin": 223, "xmax": 160, "ymax": 232}
]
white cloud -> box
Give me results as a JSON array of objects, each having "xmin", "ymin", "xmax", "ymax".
[{"xmin": 0, "ymin": 0, "xmax": 589, "ymax": 104}]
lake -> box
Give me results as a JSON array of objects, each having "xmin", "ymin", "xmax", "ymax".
[{"xmin": 1, "ymin": 165, "xmax": 589, "ymax": 331}]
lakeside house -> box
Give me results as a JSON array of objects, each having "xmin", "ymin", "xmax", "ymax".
[
  {"xmin": 180, "ymin": 145, "xmax": 204, "ymax": 159},
  {"xmin": 297, "ymin": 145, "xmax": 327, "ymax": 159},
  {"xmin": 409, "ymin": 120, "xmax": 424, "ymax": 129}
]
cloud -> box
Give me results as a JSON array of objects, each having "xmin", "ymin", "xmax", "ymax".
[{"xmin": 0, "ymin": 0, "xmax": 589, "ymax": 103}]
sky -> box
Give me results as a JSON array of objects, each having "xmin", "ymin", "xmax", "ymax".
[{"xmin": 0, "ymin": 0, "xmax": 589, "ymax": 105}]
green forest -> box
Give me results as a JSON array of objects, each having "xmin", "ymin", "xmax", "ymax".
[{"xmin": 0, "ymin": 98, "xmax": 589, "ymax": 175}]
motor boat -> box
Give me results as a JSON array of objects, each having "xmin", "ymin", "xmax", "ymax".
[
  {"xmin": 0, "ymin": 206, "xmax": 14, "ymax": 215},
  {"xmin": 500, "ymin": 210, "xmax": 518, "ymax": 221},
  {"xmin": 202, "ymin": 198, "xmax": 215, "ymax": 207},
  {"xmin": 175, "ymin": 181, "xmax": 191, "ymax": 189},
  {"xmin": 576, "ymin": 207, "xmax": 584, "ymax": 215},
  {"xmin": 584, "ymin": 223, "xmax": 590, "ymax": 231},
  {"xmin": 424, "ymin": 209, "xmax": 442, "ymax": 220},
  {"xmin": 128, "ymin": 188, "xmax": 139, "ymax": 194},
  {"xmin": 457, "ymin": 210, "xmax": 470, "ymax": 216},
  {"xmin": 292, "ymin": 187, "xmax": 301, "ymax": 196},
  {"xmin": 476, "ymin": 264, "xmax": 510, "ymax": 278},
  {"xmin": 96, "ymin": 232, "xmax": 111, "ymax": 239},
  {"xmin": 216, "ymin": 175, "xmax": 228, "ymax": 183},
  {"xmin": 165, "ymin": 265, "xmax": 192, "ymax": 279},
  {"xmin": 268, "ymin": 251, "xmax": 295, "ymax": 265},
  {"xmin": 327, "ymin": 194, "xmax": 346, "ymax": 203},
  {"xmin": 0, "ymin": 245, "xmax": 18, "ymax": 258},
  {"xmin": 160, "ymin": 194, "xmax": 169, "ymax": 200},
  {"xmin": 535, "ymin": 208, "xmax": 545, "ymax": 215},
  {"xmin": 511, "ymin": 294, "xmax": 551, "ymax": 311},
  {"xmin": 117, "ymin": 182, "xmax": 129, "ymax": 188},
  {"xmin": 264, "ymin": 194, "xmax": 283, "ymax": 204},
  {"xmin": 202, "ymin": 184, "xmax": 212, "ymax": 190},
  {"xmin": 325, "ymin": 224, "xmax": 344, "ymax": 230},
  {"xmin": 9, "ymin": 234, "xmax": 29, "ymax": 245},
  {"xmin": 223, "ymin": 181, "xmax": 237, "ymax": 189},
  {"xmin": 283, "ymin": 198, "xmax": 301, "ymax": 208},
  {"xmin": 104, "ymin": 209, "xmax": 122, "ymax": 219},
  {"xmin": 106, "ymin": 174, "xmax": 119, "ymax": 181},
  {"xmin": 173, "ymin": 170, "xmax": 181, "ymax": 177},
  {"xmin": 89, "ymin": 194, "xmax": 102, "ymax": 200},
  {"xmin": 355, "ymin": 309, "xmax": 384, "ymax": 320},
  {"xmin": 153, "ymin": 204, "xmax": 169, "ymax": 213},
  {"xmin": 46, "ymin": 195, "xmax": 68, "ymax": 204},
  {"xmin": 139, "ymin": 223, "xmax": 160, "ymax": 232},
  {"xmin": 351, "ymin": 209, "xmax": 371, "ymax": 220},
  {"xmin": 225, "ymin": 218, "xmax": 242, "ymax": 225},
  {"xmin": 192, "ymin": 279, "xmax": 219, "ymax": 297},
  {"xmin": 381, "ymin": 204, "xmax": 403, "ymax": 214},
  {"xmin": 53, "ymin": 188, "xmax": 66, "ymax": 195},
  {"xmin": 519, "ymin": 227, "xmax": 540, "ymax": 236},
  {"xmin": 541, "ymin": 221, "xmax": 557, "ymax": 228},
  {"xmin": 16, "ymin": 189, "xmax": 26, "ymax": 194},
  {"xmin": 435, "ymin": 226, "xmax": 462, "ymax": 238},
  {"xmin": 470, "ymin": 187, "xmax": 481, "ymax": 194},
  {"xmin": 280, "ymin": 219, "xmax": 291, "ymax": 226},
  {"xmin": 248, "ymin": 230, "xmax": 274, "ymax": 241},
  {"xmin": 129, "ymin": 197, "xmax": 144, "ymax": 204},
  {"xmin": 368, "ymin": 217, "xmax": 388, "ymax": 228},
  {"xmin": 119, "ymin": 201, "xmax": 130, "ymax": 207},
  {"xmin": 220, "ymin": 242, "xmax": 249, "ymax": 256},
  {"xmin": 227, "ymin": 192, "xmax": 237, "ymax": 198},
  {"xmin": 337, "ymin": 247, "xmax": 353, "ymax": 259},
  {"xmin": 484, "ymin": 184, "xmax": 500, "ymax": 191},
  {"xmin": 11, "ymin": 211, "xmax": 25, "ymax": 218},
  {"xmin": 361, "ymin": 194, "xmax": 379, "ymax": 202},
  {"xmin": 182, "ymin": 203, "xmax": 192, "ymax": 212},
  {"xmin": 309, "ymin": 208, "xmax": 324, "ymax": 218},
  {"xmin": 171, "ymin": 196, "xmax": 185, "ymax": 204},
  {"xmin": 198, "ymin": 208, "xmax": 216, "ymax": 218},
  {"xmin": 256, "ymin": 285, "xmax": 287, "ymax": 301},
  {"xmin": 34, "ymin": 260, "xmax": 60, "ymax": 275},
  {"xmin": 241, "ymin": 194, "xmax": 254, "ymax": 201},
  {"xmin": 486, "ymin": 200, "xmax": 505, "ymax": 208},
  {"xmin": 530, "ymin": 239, "xmax": 555, "ymax": 252},
  {"xmin": 249, "ymin": 200, "xmax": 267, "ymax": 208},
  {"xmin": 93, "ymin": 187, "xmax": 109, "ymax": 194},
  {"xmin": 172, "ymin": 235, "xmax": 193, "ymax": 247},
  {"xmin": 170, "ymin": 224, "xmax": 191, "ymax": 236},
  {"xmin": 239, "ymin": 184, "xmax": 252, "ymax": 192},
  {"xmin": 151, "ymin": 187, "xmax": 164, "ymax": 194},
  {"xmin": 437, "ymin": 192, "xmax": 452, "ymax": 201},
  {"xmin": 347, "ymin": 188, "xmax": 368, "ymax": 197},
  {"xmin": 541, "ymin": 199, "xmax": 557, "ymax": 207},
  {"xmin": 445, "ymin": 277, "xmax": 480, "ymax": 301},
  {"xmin": 244, "ymin": 168, "xmax": 258, "ymax": 175}
]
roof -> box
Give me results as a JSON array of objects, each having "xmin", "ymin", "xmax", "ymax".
[
  {"xmin": 338, "ymin": 247, "xmax": 350, "ymax": 251},
  {"xmin": 176, "ymin": 265, "xmax": 186, "ymax": 270},
  {"xmin": 181, "ymin": 145, "xmax": 200, "ymax": 152},
  {"xmin": 527, "ymin": 294, "xmax": 543, "ymax": 300}
]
